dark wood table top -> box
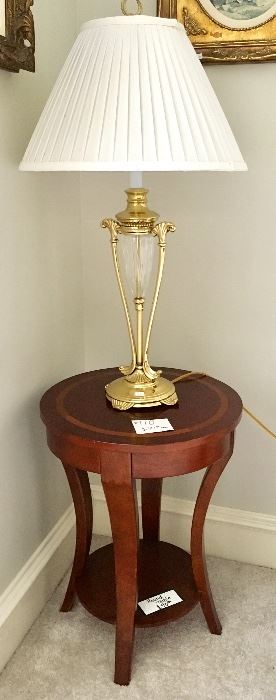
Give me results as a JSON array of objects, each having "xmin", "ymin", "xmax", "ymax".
[{"xmin": 41, "ymin": 367, "xmax": 242, "ymax": 457}]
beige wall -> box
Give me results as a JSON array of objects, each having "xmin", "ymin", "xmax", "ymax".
[
  {"xmin": 0, "ymin": 0, "xmax": 84, "ymax": 595},
  {"xmin": 78, "ymin": 1, "xmax": 276, "ymax": 514}
]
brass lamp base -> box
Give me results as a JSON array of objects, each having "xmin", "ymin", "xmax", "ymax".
[
  {"xmin": 106, "ymin": 374, "xmax": 178, "ymax": 411},
  {"xmin": 102, "ymin": 187, "xmax": 178, "ymax": 412}
]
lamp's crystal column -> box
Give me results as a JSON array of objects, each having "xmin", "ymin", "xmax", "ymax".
[
  {"xmin": 120, "ymin": 233, "xmax": 156, "ymax": 368},
  {"xmin": 120, "ymin": 234, "xmax": 155, "ymax": 299}
]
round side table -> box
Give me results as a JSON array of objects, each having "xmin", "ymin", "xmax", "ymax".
[{"xmin": 40, "ymin": 368, "xmax": 242, "ymax": 686}]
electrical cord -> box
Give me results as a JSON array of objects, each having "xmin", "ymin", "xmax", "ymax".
[{"xmin": 173, "ymin": 371, "xmax": 276, "ymax": 440}]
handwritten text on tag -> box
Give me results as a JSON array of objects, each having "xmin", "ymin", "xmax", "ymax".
[
  {"xmin": 132, "ymin": 419, "xmax": 174, "ymax": 435},
  {"xmin": 138, "ymin": 590, "xmax": 183, "ymax": 615}
]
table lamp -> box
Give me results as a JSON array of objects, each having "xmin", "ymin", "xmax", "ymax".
[{"xmin": 20, "ymin": 1, "xmax": 247, "ymax": 411}]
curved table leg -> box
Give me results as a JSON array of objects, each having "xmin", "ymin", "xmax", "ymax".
[
  {"xmin": 142, "ymin": 478, "xmax": 163, "ymax": 542},
  {"xmin": 191, "ymin": 434, "xmax": 234, "ymax": 635},
  {"xmin": 60, "ymin": 465, "xmax": 93, "ymax": 613},
  {"xmin": 101, "ymin": 453, "xmax": 139, "ymax": 686}
]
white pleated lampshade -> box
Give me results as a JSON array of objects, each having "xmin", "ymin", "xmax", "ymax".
[{"xmin": 20, "ymin": 16, "xmax": 246, "ymax": 172}]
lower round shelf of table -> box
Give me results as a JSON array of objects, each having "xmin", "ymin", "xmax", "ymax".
[{"xmin": 77, "ymin": 541, "xmax": 199, "ymax": 628}]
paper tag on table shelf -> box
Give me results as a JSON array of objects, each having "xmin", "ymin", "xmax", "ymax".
[
  {"xmin": 132, "ymin": 419, "xmax": 174, "ymax": 435},
  {"xmin": 138, "ymin": 590, "xmax": 183, "ymax": 615}
]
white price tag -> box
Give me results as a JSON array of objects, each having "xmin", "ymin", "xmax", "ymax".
[
  {"xmin": 132, "ymin": 419, "xmax": 174, "ymax": 435},
  {"xmin": 139, "ymin": 590, "xmax": 183, "ymax": 615}
]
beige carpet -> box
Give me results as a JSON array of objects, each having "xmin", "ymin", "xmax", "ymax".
[{"xmin": 0, "ymin": 536, "xmax": 276, "ymax": 700}]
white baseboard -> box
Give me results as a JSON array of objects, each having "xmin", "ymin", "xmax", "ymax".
[
  {"xmin": 1, "ymin": 486, "xmax": 275, "ymax": 674},
  {"xmin": 0, "ymin": 505, "xmax": 75, "ymax": 674},
  {"xmin": 92, "ymin": 484, "xmax": 276, "ymax": 570}
]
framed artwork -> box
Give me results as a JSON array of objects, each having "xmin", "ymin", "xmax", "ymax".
[
  {"xmin": 157, "ymin": 0, "xmax": 276, "ymax": 62},
  {"xmin": 0, "ymin": 0, "xmax": 35, "ymax": 73}
]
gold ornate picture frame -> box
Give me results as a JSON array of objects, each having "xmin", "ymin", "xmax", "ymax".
[
  {"xmin": 158, "ymin": 0, "xmax": 276, "ymax": 62},
  {"xmin": 0, "ymin": 0, "xmax": 35, "ymax": 73}
]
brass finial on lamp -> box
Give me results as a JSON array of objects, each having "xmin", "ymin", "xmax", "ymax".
[
  {"xmin": 20, "ymin": 10, "xmax": 247, "ymax": 409},
  {"xmin": 121, "ymin": 1, "xmax": 143, "ymax": 15}
]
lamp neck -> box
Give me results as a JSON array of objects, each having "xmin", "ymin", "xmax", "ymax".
[{"xmin": 129, "ymin": 172, "xmax": 143, "ymax": 188}]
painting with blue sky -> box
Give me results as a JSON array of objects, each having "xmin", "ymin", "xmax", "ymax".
[{"xmin": 211, "ymin": 0, "xmax": 275, "ymax": 21}]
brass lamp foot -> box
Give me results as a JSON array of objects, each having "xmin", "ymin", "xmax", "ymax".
[{"xmin": 105, "ymin": 374, "xmax": 178, "ymax": 411}]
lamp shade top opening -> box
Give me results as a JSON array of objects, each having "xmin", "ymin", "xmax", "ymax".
[
  {"xmin": 81, "ymin": 16, "xmax": 181, "ymax": 28},
  {"xmin": 20, "ymin": 15, "xmax": 247, "ymax": 173}
]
